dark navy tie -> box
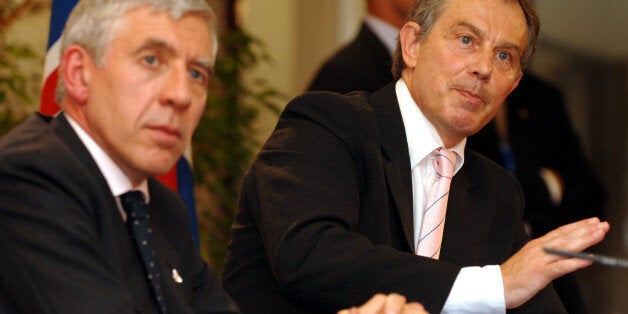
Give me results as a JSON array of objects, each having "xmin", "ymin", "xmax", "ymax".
[{"xmin": 120, "ymin": 191, "xmax": 167, "ymax": 313}]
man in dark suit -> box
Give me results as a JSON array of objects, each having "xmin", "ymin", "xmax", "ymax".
[
  {"xmin": 0, "ymin": 0, "xmax": 239, "ymax": 312},
  {"xmin": 222, "ymin": 0, "xmax": 610, "ymax": 313},
  {"xmin": 307, "ymin": 0, "xmax": 414, "ymax": 94}
]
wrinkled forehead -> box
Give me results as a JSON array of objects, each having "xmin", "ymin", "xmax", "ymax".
[
  {"xmin": 438, "ymin": 0, "xmax": 528, "ymax": 43},
  {"xmin": 107, "ymin": 6, "xmax": 217, "ymax": 62}
]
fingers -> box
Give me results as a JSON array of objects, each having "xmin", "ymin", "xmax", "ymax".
[
  {"xmin": 337, "ymin": 293, "xmax": 428, "ymax": 314},
  {"xmin": 337, "ymin": 294, "xmax": 388, "ymax": 314},
  {"xmin": 539, "ymin": 218, "xmax": 609, "ymax": 278},
  {"xmin": 549, "ymin": 256, "xmax": 593, "ymax": 275},
  {"xmin": 402, "ymin": 302, "xmax": 428, "ymax": 314},
  {"xmin": 336, "ymin": 307, "xmax": 356, "ymax": 314},
  {"xmin": 502, "ymin": 217, "xmax": 610, "ymax": 309},
  {"xmin": 540, "ymin": 217, "xmax": 609, "ymax": 253},
  {"xmin": 382, "ymin": 293, "xmax": 409, "ymax": 313},
  {"xmin": 547, "ymin": 217, "xmax": 600, "ymax": 236},
  {"xmin": 360, "ymin": 294, "xmax": 389, "ymax": 312},
  {"xmin": 535, "ymin": 217, "xmax": 609, "ymax": 277}
]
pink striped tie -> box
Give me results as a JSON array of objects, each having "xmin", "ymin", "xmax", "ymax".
[{"xmin": 416, "ymin": 148, "xmax": 456, "ymax": 259}]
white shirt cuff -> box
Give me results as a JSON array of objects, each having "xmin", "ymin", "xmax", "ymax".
[{"xmin": 441, "ymin": 265, "xmax": 505, "ymax": 314}]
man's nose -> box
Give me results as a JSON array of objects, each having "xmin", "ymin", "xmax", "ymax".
[
  {"xmin": 161, "ymin": 66, "xmax": 192, "ymax": 109},
  {"xmin": 471, "ymin": 50, "xmax": 493, "ymax": 81}
]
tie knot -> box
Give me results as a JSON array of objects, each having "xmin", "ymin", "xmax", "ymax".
[
  {"xmin": 120, "ymin": 191, "xmax": 148, "ymax": 220},
  {"xmin": 432, "ymin": 148, "xmax": 456, "ymax": 178}
]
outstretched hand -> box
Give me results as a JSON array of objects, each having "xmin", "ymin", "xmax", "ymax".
[
  {"xmin": 501, "ymin": 217, "xmax": 609, "ymax": 309},
  {"xmin": 337, "ymin": 293, "xmax": 428, "ymax": 314}
]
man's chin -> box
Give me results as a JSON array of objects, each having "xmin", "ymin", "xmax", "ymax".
[
  {"xmin": 143, "ymin": 157, "xmax": 180, "ymax": 178},
  {"xmin": 448, "ymin": 118, "xmax": 485, "ymax": 137}
]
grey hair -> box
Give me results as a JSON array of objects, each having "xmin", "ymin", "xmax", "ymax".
[
  {"xmin": 391, "ymin": 0, "xmax": 540, "ymax": 80},
  {"xmin": 56, "ymin": 0, "xmax": 219, "ymax": 103}
]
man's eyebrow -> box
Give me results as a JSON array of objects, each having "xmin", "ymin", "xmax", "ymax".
[
  {"xmin": 497, "ymin": 41, "xmax": 522, "ymax": 55},
  {"xmin": 192, "ymin": 58, "xmax": 214, "ymax": 76},
  {"xmin": 133, "ymin": 38, "xmax": 176, "ymax": 56},
  {"xmin": 134, "ymin": 38, "xmax": 215, "ymax": 74},
  {"xmin": 456, "ymin": 21, "xmax": 522, "ymax": 54},
  {"xmin": 457, "ymin": 21, "xmax": 485, "ymax": 39}
]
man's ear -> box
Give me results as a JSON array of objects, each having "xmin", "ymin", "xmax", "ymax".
[
  {"xmin": 60, "ymin": 45, "xmax": 93, "ymax": 104},
  {"xmin": 399, "ymin": 22, "xmax": 422, "ymax": 70}
]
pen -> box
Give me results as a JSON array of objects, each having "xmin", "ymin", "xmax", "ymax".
[{"xmin": 543, "ymin": 247, "xmax": 628, "ymax": 268}]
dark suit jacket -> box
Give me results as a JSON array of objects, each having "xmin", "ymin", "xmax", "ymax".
[
  {"xmin": 222, "ymin": 84, "xmax": 565, "ymax": 313},
  {"xmin": 467, "ymin": 73, "xmax": 606, "ymax": 237},
  {"xmin": 0, "ymin": 113, "xmax": 238, "ymax": 313},
  {"xmin": 307, "ymin": 23, "xmax": 394, "ymax": 93}
]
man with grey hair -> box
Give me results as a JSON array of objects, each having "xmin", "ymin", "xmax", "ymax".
[
  {"xmin": 222, "ymin": 0, "xmax": 610, "ymax": 313},
  {"xmin": 0, "ymin": 0, "xmax": 237, "ymax": 312}
]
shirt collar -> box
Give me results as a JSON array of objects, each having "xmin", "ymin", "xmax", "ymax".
[
  {"xmin": 65, "ymin": 113, "xmax": 149, "ymax": 202},
  {"xmin": 364, "ymin": 15, "xmax": 399, "ymax": 55},
  {"xmin": 395, "ymin": 79, "xmax": 465, "ymax": 173}
]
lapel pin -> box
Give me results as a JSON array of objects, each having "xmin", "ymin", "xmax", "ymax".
[{"xmin": 172, "ymin": 268, "xmax": 183, "ymax": 283}]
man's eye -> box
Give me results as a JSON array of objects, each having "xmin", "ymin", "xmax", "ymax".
[
  {"xmin": 190, "ymin": 69, "xmax": 201, "ymax": 79},
  {"xmin": 189, "ymin": 69, "xmax": 208, "ymax": 83},
  {"xmin": 497, "ymin": 51, "xmax": 510, "ymax": 61},
  {"xmin": 143, "ymin": 56, "xmax": 158, "ymax": 66},
  {"xmin": 460, "ymin": 35, "xmax": 472, "ymax": 45}
]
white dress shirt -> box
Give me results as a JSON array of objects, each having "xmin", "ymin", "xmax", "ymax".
[
  {"xmin": 65, "ymin": 113, "xmax": 149, "ymax": 221},
  {"xmin": 396, "ymin": 80, "xmax": 506, "ymax": 313}
]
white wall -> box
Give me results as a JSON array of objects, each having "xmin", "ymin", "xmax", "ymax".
[{"xmin": 535, "ymin": 0, "xmax": 628, "ymax": 62}]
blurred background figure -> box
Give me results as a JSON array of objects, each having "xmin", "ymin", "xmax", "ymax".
[
  {"xmin": 467, "ymin": 72, "xmax": 606, "ymax": 239},
  {"xmin": 307, "ymin": 0, "xmax": 414, "ymax": 93}
]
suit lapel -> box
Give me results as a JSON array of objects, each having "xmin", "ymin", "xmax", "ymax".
[
  {"xmin": 369, "ymin": 84, "xmax": 415, "ymax": 250},
  {"xmin": 368, "ymin": 86, "xmax": 495, "ymax": 261},
  {"xmin": 440, "ymin": 154, "xmax": 491, "ymax": 265},
  {"xmin": 51, "ymin": 113, "xmax": 127, "ymax": 277}
]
